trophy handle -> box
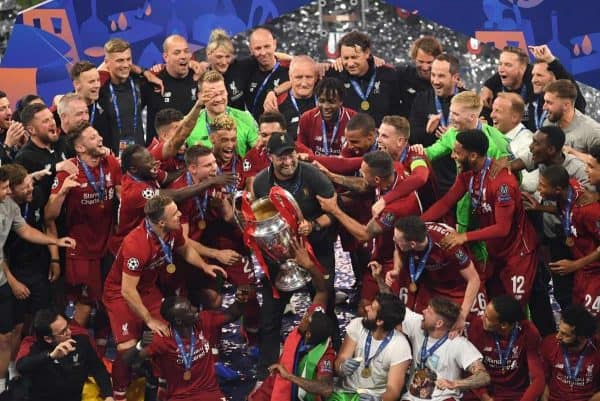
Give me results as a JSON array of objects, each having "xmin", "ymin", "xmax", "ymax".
[
  {"xmin": 232, "ymin": 190, "xmax": 255, "ymax": 230},
  {"xmin": 269, "ymin": 187, "xmax": 304, "ymax": 231}
]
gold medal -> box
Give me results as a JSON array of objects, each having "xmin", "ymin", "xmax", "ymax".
[
  {"xmin": 197, "ymin": 220, "xmax": 206, "ymax": 230},
  {"xmin": 565, "ymin": 237, "xmax": 575, "ymax": 247},
  {"xmin": 409, "ymin": 282, "xmax": 418, "ymax": 293},
  {"xmin": 166, "ymin": 263, "xmax": 176, "ymax": 274},
  {"xmin": 361, "ymin": 367, "xmax": 371, "ymax": 378},
  {"xmin": 183, "ymin": 370, "xmax": 191, "ymax": 381},
  {"xmin": 360, "ymin": 100, "xmax": 370, "ymax": 111}
]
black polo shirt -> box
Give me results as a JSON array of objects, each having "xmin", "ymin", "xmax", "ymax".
[
  {"xmin": 277, "ymin": 91, "xmax": 316, "ymax": 140},
  {"xmin": 244, "ymin": 58, "xmax": 290, "ymax": 121},
  {"xmin": 482, "ymin": 64, "xmax": 534, "ymax": 126},
  {"xmin": 224, "ymin": 57, "xmax": 256, "ymax": 111},
  {"xmin": 396, "ymin": 64, "xmax": 432, "ymax": 118}
]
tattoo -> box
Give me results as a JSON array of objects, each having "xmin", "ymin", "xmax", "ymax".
[
  {"xmin": 333, "ymin": 174, "xmax": 369, "ymax": 193},
  {"xmin": 366, "ymin": 220, "xmax": 383, "ymax": 238},
  {"xmin": 288, "ymin": 374, "xmax": 333, "ymax": 398},
  {"xmin": 455, "ymin": 360, "xmax": 490, "ymax": 391}
]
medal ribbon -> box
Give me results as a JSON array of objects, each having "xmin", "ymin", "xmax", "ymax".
[
  {"xmin": 321, "ymin": 113, "xmax": 340, "ymax": 156},
  {"xmin": 468, "ymin": 157, "xmax": 491, "ymax": 210},
  {"xmin": 364, "ymin": 329, "xmax": 394, "ymax": 370},
  {"xmin": 109, "ymin": 78, "xmax": 138, "ymax": 135},
  {"xmin": 144, "ymin": 218, "xmax": 174, "ymax": 265},
  {"xmin": 217, "ymin": 157, "xmax": 237, "ymax": 193},
  {"xmin": 350, "ymin": 71, "xmax": 376, "ymax": 103},
  {"xmin": 408, "ymin": 235, "xmax": 433, "ymax": 285},
  {"xmin": 434, "ymin": 87, "xmax": 457, "ymax": 127},
  {"xmin": 493, "ymin": 323, "xmax": 519, "ymax": 371},
  {"xmin": 561, "ymin": 185, "xmax": 574, "ymax": 238},
  {"xmin": 289, "ymin": 90, "xmax": 317, "ymax": 115},
  {"xmin": 90, "ymin": 103, "xmax": 96, "ymax": 124},
  {"xmin": 399, "ymin": 146, "xmax": 409, "ymax": 163},
  {"xmin": 533, "ymin": 101, "xmax": 548, "ymax": 130},
  {"xmin": 420, "ymin": 333, "xmax": 448, "ymax": 368},
  {"xmin": 185, "ymin": 172, "xmax": 208, "ymax": 221},
  {"xmin": 79, "ymin": 157, "xmax": 105, "ymax": 204},
  {"xmin": 173, "ymin": 328, "xmax": 196, "ymax": 373},
  {"xmin": 21, "ymin": 203, "xmax": 30, "ymax": 219},
  {"xmin": 561, "ymin": 341, "xmax": 589, "ymax": 383},
  {"xmin": 252, "ymin": 61, "xmax": 281, "ymax": 113}
]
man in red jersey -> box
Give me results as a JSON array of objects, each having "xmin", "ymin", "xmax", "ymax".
[
  {"xmin": 45, "ymin": 121, "xmax": 121, "ymax": 329},
  {"xmin": 126, "ymin": 292, "xmax": 249, "ymax": 401},
  {"xmin": 297, "ymin": 77, "xmax": 356, "ymax": 156},
  {"xmin": 422, "ymin": 130, "xmax": 538, "ymax": 305},
  {"xmin": 541, "ymin": 304, "xmax": 600, "ymax": 401},
  {"xmin": 468, "ymin": 295, "xmax": 545, "ymax": 401},
  {"xmin": 317, "ymin": 151, "xmax": 421, "ymax": 315},
  {"xmin": 102, "ymin": 195, "xmax": 227, "ymax": 400},
  {"xmin": 390, "ymin": 216, "xmax": 482, "ymax": 334},
  {"xmin": 535, "ymin": 165, "xmax": 600, "ymax": 317}
]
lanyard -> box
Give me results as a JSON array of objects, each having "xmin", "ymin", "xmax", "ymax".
[
  {"xmin": 469, "ymin": 157, "xmax": 491, "ymax": 210},
  {"xmin": 399, "ymin": 146, "xmax": 409, "ymax": 163},
  {"xmin": 408, "ymin": 235, "xmax": 433, "ymax": 284},
  {"xmin": 561, "ymin": 341, "xmax": 589, "ymax": 383},
  {"xmin": 21, "ymin": 203, "xmax": 30, "ymax": 219},
  {"xmin": 493, "ymin": 323, "xmax": 519, "ymax": 371},
  {"xmin": 90, "ymin": 103, "xmax": 96, "ymax": 124},
  {"xmin": 561, "ymin": 185, "xmax": 574, "ymax": 238},
  {"xmin": 78, "ymin": 157, "xmax": 105, "ymax": 203},
  {"xmin": 289, "ymin": 91, "xmax": 317, "ymax": 115},
  {"xmin": 109, "ymin": 78, "xmax": 138, "ymax": 135},
  {"xmin": 186, "ymin": 172, "xmax": 208, "ymax": 220},
  {"xmin": 420, "ymin": 333, "xmax": 448, "ymax": 368},
  {"xmin": 321, "ymin": 113, "xmax": 340, "ymax": 156},
  {"xmin": 533, "ymin": 101, "xmax": 547, "ymax": 130},
  {"xmin": 173, "ymin": 328, "xmax": 196, "ymax": 372},
  {"xmin": 144, "ymin": 218, "xmax": 174, "ymax": 265},
  {"xmin": 217, "ymin": 157, "xmax": 237, "ymax": 193},
  {"xmin": 350, "ymin": 71, "xmax": 376, "ymax": 101},
  {"xmin": 364, "ymin": 330, "xmax": 394, "ymax": 369},
  {"xmin": 252, "ymin": 61, "xmax": 280, "ymax": 113},
  {"xmin": 205, "ymin": 109, "xmax": 230, "ymax": 134},
  {"xmin": 434, "ymin": 87, "xmax": 457, "ymax": 127},
  {"xmin": 272, "ymin": 165, "xmax": 302, "ymax": 195}
]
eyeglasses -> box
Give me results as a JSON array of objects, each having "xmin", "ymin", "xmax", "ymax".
[{"xmin": 53, "ymin": 324, "xmax": 70, "ymax": 337}]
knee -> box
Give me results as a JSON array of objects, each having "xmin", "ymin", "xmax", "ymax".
[{"xmin": 0, "ymin": 333, "xmax": 12, "ymax": 350}]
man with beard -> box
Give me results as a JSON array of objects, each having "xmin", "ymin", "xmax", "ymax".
[
  {"xmin": 467, "ymin": 295, "xmax": 545, "ymax": 401},
  {"xmin": 187, "ymin": 70, "xmax": 258, "ymax": 157},
  {"xmin": 325, "ymin": 31, "xmax": 400, "ymax": 125},
  {"xmin": 422, "ymin": 130, "xmax": 538, "ymax": 305},
  {"xmin": 45, "ymin": 122, "xmax": 121, "ymax": 329},
  {"xmin": 0, "ymin": 166, "xmax": 76, "ymax": 394},
  {"xmin": 584, "ymin": 145, "xmax": 600, "ymax": 186},
  {"xmin": 396, "ymin": 36, "xmax": 442, "ymax": 117},
  {"xmin": 297, "ymin": 77, "xmax": 356, "ymax": 156},
  {"xmin": 331, "ymin": 293, "xmax": 411, "ymax": 401},
  {"xmin": 540, "ymin": 304, "xmax": 600, "ymax": 401},
  {"xmin": 0, "ymin": 91, "xmax": 27, "ymax": 164},
  {"xmin": 401, "ymin": 297, "xmax": 489, "ymax": 401},
  {"xmin": 253, "ymin": 132, "xmax": 338, "ymax": 382},
  {"xmin": 535, "ymin": 165, "xmax": 600, "ymax": 317},
  {"xmin": 102, "ymin": 195, "xmax": 227, "ymax": 401},
  {"xmin": 542, "ymin": 79, "xmax": 600, "ymax": 154}
]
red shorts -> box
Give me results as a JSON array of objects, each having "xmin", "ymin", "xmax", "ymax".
[
  {"xmin": 414, "ymin": 283, "xmax": 488, "ymax": 320},
  {"xmin": 157, "ymin": 257, "xmax": 191, "ymax": 297},
  {"xmin": 361, "ymin": 260, "xmax": 415, "ymax": 308},
  {"xmin": 104, "ymin": 290, "xmax": 163, "ymax": 344},
  {"xmin": 573, "ymin": 268, "xmax": 600, "ymax": 317},
  {"xmin": 65, "ymin": 257, "xmax": 103, "ymax": 302},
  {"xmin": 486, "ymin": 249, "xmax": 537, "ymax": 306}
]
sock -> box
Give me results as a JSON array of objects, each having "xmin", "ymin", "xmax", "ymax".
[
  {"xmin": 112, "ymin": 350, "xmax": 131, "ymax": 400},
  {"xmin": 0, "ymin": 378, "xmax": 6, "ymax": 393},
  {"xmin": 8, "ymin": 361, "xmax": 17, "ymax": 379}
]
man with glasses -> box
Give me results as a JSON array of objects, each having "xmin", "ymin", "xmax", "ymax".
[{"xmin": 16, "ymin": 308, "xmax": 113, "ymax": 401}]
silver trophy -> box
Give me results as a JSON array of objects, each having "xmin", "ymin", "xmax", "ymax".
[{"xmin": 233, "ymin": 189, "xmax": 312, "ymax": 291}]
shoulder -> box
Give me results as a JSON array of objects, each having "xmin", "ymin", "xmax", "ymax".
[
  {"xmin": 375, "ymin": 64, "xmax": 397, "ymax": 78},
  {"xmin": 540, "ymin": 335, "xmax": 558, "ymax": 356}
]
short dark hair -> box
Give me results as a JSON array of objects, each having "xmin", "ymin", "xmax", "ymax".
[
  {"xmin": 561, "ymin": 304, "xmax": 597, "ymax": 338},
  {"xmin": 70, "ymin": 60, "xmax": 96, "ymax": 81},
  {"xmin": 144, "ymin": 195, "xmax": 173, "ymax": 222},
  {"xmin": 456, "ymin": 129, "xmax": 489, "ymax": 156},
  {"xmin": 258, "ymin": 110, "xmax": 287, "ymax": 130},
  {"xmin": 308, "ymin": 311, "xmax": 335, "ymax": 345},
  {"xmin": 395, "ymin": 216, "xmax": 427, "ymax": 243},
  {"xmin": 0, "ymin": 165, "xmax": 11, "ymax": 183},
  {"xmin": 434, "ymin": 53, "xmax": 459, "ymax": 75},
  {"xmin": 33, "ymin": 308, "xmax": 61, "ymax": 342},
  {"xmin": 363, "ymin": 150, "xmax": 393, "ymax": 179},
  {"xmin": 410, "ymin": 36, "xmax": 443, "ymax": 59},
  {"xmin": 491, "ymin": 295, "xmax": 524, "ymax": 324},
  {"xmin": 501, "ymin": 46, "xmax": 529, "ymax": 65},
  {"xmin": 430, "ymin": 297, "xmax": 460, "ymax": 329},
  {"xmin": 20, "ymin": 103, "xmax": 47, "ymax": 126},
  {"xmin": 315, "ymin": 77, "xmax": 345, "ymax": 102},
  {"xmin": 0, "ymin": 90, "xmax": 6, "ymax": 99},
  {"xmin": 155, "ymin": 108, "xmax": 184, "ymax": 133},
  {"xmin": 3, "ymin": 163, "xmax": 29, "ymax": 188},
  {"xmin": 346, "ymin": 113, "xmax": 375, "ymax": 135},
  {"xmin": 160, "ymin": 295, "xmax": 188, "ymax": 324},
  {"xmin": 537, "ymin": 125, "xmax": 565, "ymax": 152},
  {"xmin": 184, "ymin": 145, "xmax": 213, "ymax": 166},
  {"xmin": 545, "ymin": 79, "xmax": 577, "ymax": 102},
  {"xmin": 15, "ymin": 94, "xmax": 43, "ymax": 122},
  {"xmin": 540, "ymin": 164, "xmax": 570, "ymax": 189},
  {"xmin": 121, "ymin": 144, "xmax": 145, "ymax": 173},
  {"xmin": 67, "ymin": 120, "xmax": 93, "ymax": 149},
  {"xmin": 590, "ymin": 145, "xmax": 600, "ymax": 163},
  {"xmin": 337, "ymin": 31, "xmax": 371, "ymax": 53},
  {"xmin": 376, "ymin": 293, "xmax": 406, "ymax": 331}
]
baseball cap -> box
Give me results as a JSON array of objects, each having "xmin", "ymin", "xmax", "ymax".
[{"xmin": 266, "ymin": 132, "xmax": 295, "ymax": 156}]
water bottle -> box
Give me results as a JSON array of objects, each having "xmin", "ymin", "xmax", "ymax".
[{"xmin": 65, "ymin": 300, "xmax": 75, "ymax": 320}]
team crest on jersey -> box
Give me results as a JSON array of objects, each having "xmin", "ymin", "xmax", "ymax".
[
  {"xmin": 374, "ymin": 81, "xmax": 381, "ymax": 94},
  {"xmin": 122, "ymin": 323, "xmax": 129, "ymax": 336},
  {"xmin": 273, "ymin": 78, "xmax": 280, "ymax": 87},
  {"xmin": 52, "ymin": 177, "xmax": 59, "ymax": 190},
  {"xmin": 454, "ymin": 248, "xmax": 468, "ymax": 264},
  {"xmin": 127, "ymin": 257, "xmax": 140, "ymax": 271},
  {"xmin": 344, "ymin": 83, "xmax": 351, "ymax": 89},
  {"xmin": 497, "ymin": 184, "xmax": 512, "ymax": 202},
  {"xmin": 380, "ymin": 212, "xmax": 395, "ymax": 228},
  {"xmin": 142, "ymin": 187, "xmax": 156, "ymax": 199},
  {"xmin": 243, "ymin": 159, "xmax": 251, "ymax": 172}
]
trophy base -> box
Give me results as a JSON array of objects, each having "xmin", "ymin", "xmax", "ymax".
[{"xmin": 274, "ymin": 259, "xmax": 312, "ymax": 292}]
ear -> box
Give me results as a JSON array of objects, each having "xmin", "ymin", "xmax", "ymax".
[
  {"xmin": 43, "ymin": 335, "xmax": 54, "ymax": 345},
  {"xmin": 163, "ymin": 52, "xmax": 168, "ymax": 63}
]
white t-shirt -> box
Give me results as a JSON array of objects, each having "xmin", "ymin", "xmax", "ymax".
[
  {"xmin": 338, "ymin": 317, "xmax": 412, "ymax": 396},
  {"xmin": 401, "ymin": 309, "xmax": 483, "ymax": 401}
]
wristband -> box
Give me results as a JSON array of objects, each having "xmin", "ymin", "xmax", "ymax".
[{"xmin": 50, "ymin": 259, "xmax": 60, "ymax": 264}]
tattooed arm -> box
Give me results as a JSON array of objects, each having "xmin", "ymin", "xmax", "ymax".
[{"xmin": 435, "ymin": 359, "xmax": 490, "ymax": 391}]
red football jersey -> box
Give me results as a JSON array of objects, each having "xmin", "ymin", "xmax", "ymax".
[
  {"xmin": 168, "ymin": 173, "xmax": 212, "ymax": 242},
  {"xmin": 148, "ymin": 138, "xmax": 185, "ymax": 172},
  {"xmin": 242, "ymin": 146, "xmax": 270, "ymax": 180},
  {"xmin": 297, "ymin": 106, "xmax": 356, "ymax": 156},
  {"xmin": 145, "ymin": 313, "xmax": 227, "ymax": 401},
  {"xmin": 52, "ymin": 155, "xmax": 121, "ymax": 258},
  {"xmin": 541, "ymin": 335, "xmax": 600, "ymax": 401},
  {"xmin": 104, "ymin": 220, "xmax": 185, "ymax": 300},
  {"xmin": 565, "ymin": 180, "xmax": 600, "ymax": 272}
]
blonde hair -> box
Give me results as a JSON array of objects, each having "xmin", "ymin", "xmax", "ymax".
[
  {"xmin": 495, "ymin": 92, "xmax": 525, "ymax": 117},
  {"xmin": 198, "ymin": 70, "xmax": 225, "ymax": 92},
  {"xmin": 210, "ymin": 113, "xmax": 237, "ymax": 133},
  {"xmin": 57, "ymin": 93, "xmax": 86, "ymax": 117},
  {"xmin": 206, "ymin": 28, "xmax": 234, "ymax": 56},
  {"xmin": 104, "ymin": 38, "xmax": 130, "ymax": 55},
  {"xmin": 451, "ymin": 91, "xmax": 482, "ymax": 113}
]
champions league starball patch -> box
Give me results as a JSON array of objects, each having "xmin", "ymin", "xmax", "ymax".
[
  {"xmin": 142, "ymin": 187, "xmax": 157, "ymax": 200},
  {"xmin": 127, "ymin": 257, "xmax": 141, "ymax": 271}
]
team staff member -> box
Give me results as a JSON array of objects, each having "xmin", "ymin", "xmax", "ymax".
[
  {"xmin": 540, "ymin": 304, "xmax": 600, "ymax": 401},
  {"xmin": 68, "ymin": 61, "xmax": 109, "ymax": 136},
  {"xmin": 297, "ymin": 77, "xmax": 356, "ymax": 156},
  {"xmin": 253, "ymin": 132, "xmax": 338, "ymax": 382},
  {"xmin": 468, "ymin": 295, "xmax": 545, "ymax": 401},
  {"xmin": 102, "ymin": 196, "xmax": 226, "ymax": 401},
  {"xmin": 0, "ymin": 91, "xmax": 28, "ymax": 164},
  {"xmin": 422, "ymin": 130, "xmax": 538, "ymax": 305}
]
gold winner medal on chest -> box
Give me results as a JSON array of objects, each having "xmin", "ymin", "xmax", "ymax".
[
  {"xmin": 360, "ymin": 100, "xmax": 370, "ymax": 111},
  {"xmin": 565, "ymin": 237, "xmax": 575, "ymax": 247},
  {"xmin": 361, "ymin": 367, "xmax": 371, "ymax": 378},
  {"xmin": 166, "ymin": 263, "xmax": 176, "ymax": 274},
  {"xmin": 197, "ymin": 220, "xmax": 206, "ymax": 230},
  {"xmin": 183, "ymin": 370, "xmax": 191, "ymax": 381},
  {"xmin": 409, "ymin": 282, "xmax": 418, "ymax": 293}
]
